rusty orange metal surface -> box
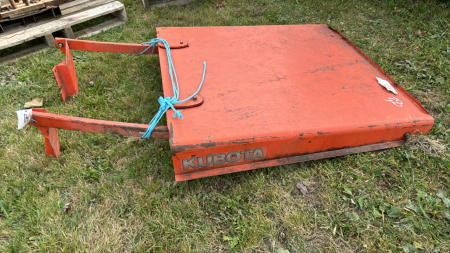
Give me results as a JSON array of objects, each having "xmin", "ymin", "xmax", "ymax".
[
  {"xmin": 53, "ymin": 39, "xmax": 78, "ymax": 101},
  {"xmin": 155, "ymin": 25, "xmax": 434, "ymax": 181},
  {"xmin": 28, "ymin": 25, "xmax": 434, "ymax": 181}
]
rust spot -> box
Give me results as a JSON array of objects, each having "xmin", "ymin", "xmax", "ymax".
[
  {"xmin": 170, "ymin": 136, "xmax": 277, "ymax": 156},
  {"xmin": 169, "ymin": 122, "xmax": 174, "ymax": 142},
  {"xmin": 269, "ymin": 76, "xmax": 287, "ymax": 82},
  {"xmin": 305, "ymin": 62, "xmax": 361, "ymax": 74}
]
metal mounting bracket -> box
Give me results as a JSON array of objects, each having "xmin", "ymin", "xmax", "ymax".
[{"xmin": 52, "ymin": 37, "xmax": 188, "ymax": 101}]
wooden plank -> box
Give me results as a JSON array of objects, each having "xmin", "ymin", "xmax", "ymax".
[
  {"xmin": 8, "ymin": 0, "xmax": 17, "ymax": 9},
  {"xmin": 141, "ymin": 0, "xmax": 150, "ymax": 9},
  {"xmin": 60, "ymin": 0, "xmax": 114, "ymax": 15},
  {"xmin": 111, "ymin": 7, "xmax": 126, "ymax": 21},
  {"xmin": 0, "ymin": 17, "xmax": 124, "ymax": 65},
  {"xmin": 14, "ymin": 2, "xmax": 26, "ymax": 8},
  {"xmin": 1, "ymin": 2, "xmax": 45, "ymax": 19},
  {"xmin": 59, "ymin": 0, "xmax": 91, "ymax": 10},
  {"xmin": 44, "ymin": 0, "xmax": 75, "ymax": 7},
  {"xmin": 8, "ymin": 7, "xmax": 44, "ymax": 19},
  {"xmin": 43, "ymin": 33, "xmax": 55, "ymax": 47},
  {"xmin": 1, "ymin": 9, "xmax": 18, "ymax": 19},
  {"xmin": 1, "ymin": 6, "xmax": 57, "ymax": 24},
  {"xmin": 61, "ymin": 26, "xmax": 74, "ymax": 38},
  {"xmin": 0, "ymin": 1, "xmax": 125, "ymax": 50},
  {"xmin": 16, "ymin": 3, "xmax": 45, "ymax": 14}
]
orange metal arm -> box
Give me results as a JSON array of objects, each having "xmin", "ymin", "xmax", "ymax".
[
  {"xmin": 28, "ymin": 108, "xmax": 168, "ymax": 159},
  {"xmin": 29, "ymin": 109, "xmax": 169, "ymax": 138},
  {"xmin": 55, "ymin": 38, "xmax": 159, "ymax": 55},
  {"xmin": 54, "ymin": 38, "xmax": 189, "ymax": 55}
]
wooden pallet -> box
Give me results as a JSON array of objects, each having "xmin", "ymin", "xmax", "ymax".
[
  {"xmin": 1, "ymin": 1, "xmax": 47, "ymax": 20},
  {"xmin": 0, "ymin": 1, "xmax": 74, "ymax": 28},
  {"xmin": 0, "ymin": 0, "xmax": 127, "ymax": 64}
]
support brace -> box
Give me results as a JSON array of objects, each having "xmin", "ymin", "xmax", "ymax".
[
  {"xmin": 52, "ymin": 38, "xmax": 188, "ymax": 101},
  {"xmin": 29, "ymin": 108, "xmax": 169, "ymax": 158}
]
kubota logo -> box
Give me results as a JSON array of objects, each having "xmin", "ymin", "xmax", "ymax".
[{"xmin": 182, "ymin": 148, "xmax": 266, "ymax": 170}]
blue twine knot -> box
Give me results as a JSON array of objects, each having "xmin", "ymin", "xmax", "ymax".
[
  {"xmin": 158, "ymin": 97, "xmax": 182, "ymax": 119},
  {"xmin": 140, "ymin": 38, "xmax": 206, "ymax": 139}
]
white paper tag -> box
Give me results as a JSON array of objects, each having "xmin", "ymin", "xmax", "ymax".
[
  {"xmin": 17, "ymin": 109, "xmax": 32, "ymax": 130},
  {"xmin": 376, "ymin": 77, "xmax": 398, "ymax": 95}
]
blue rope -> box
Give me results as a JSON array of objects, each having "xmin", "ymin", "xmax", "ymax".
[{"xmin": 140, "ymin": 38, "xmax": 206, "ymax": 139}]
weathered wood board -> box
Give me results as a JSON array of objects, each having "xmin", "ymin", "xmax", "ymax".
[
  {"xmin": 60, "ymin": 0, "xmax": 114, "ymax": 15},
  {"xmin": 0, "ymin": 0, "xmax": 73, "ymax": 20}
]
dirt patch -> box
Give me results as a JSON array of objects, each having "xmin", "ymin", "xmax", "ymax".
[
  {"xmin": 290, "ymin": 179, "xmax": 323, "ymax": 210},
  {"xmin": 409, "ymin": 90, "xmax": 447, "ymax": 115},
  {"xmin": 303, "ymin": 234, "xmax": 355, "ymax": 253},
  {"xmin": 406, "ymin": 134, "xmax": 447, "ymax": 157},
  {"xmin": 0, "ymin": 69, "xmax": 16, "ymax": 87}
]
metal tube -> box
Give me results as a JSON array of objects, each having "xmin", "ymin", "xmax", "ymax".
[{"xmin": 55, "ymin": 38, "xmax": 161, "ymax": 55}]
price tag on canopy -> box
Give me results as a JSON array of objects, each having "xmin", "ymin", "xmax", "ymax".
[{"xmin": 17, "ymin": 109, "xmax": 32, "ymax": 130}]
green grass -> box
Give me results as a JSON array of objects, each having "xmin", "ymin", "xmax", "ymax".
[{"xmin": 1, "ymin": 0, "xmax": 450, "ymax": 252}]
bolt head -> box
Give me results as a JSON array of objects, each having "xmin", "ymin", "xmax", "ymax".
[
  {"xmin": 192, "ymin": 95, "xmax": 197, "ymax": 101},
  {"xmin": 58, "ymin": 42, "xmax": 64, "ymax": 47},
  {"xmin": 180, "ymin": 41, "xmax": 183, "ymax": 44}
]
